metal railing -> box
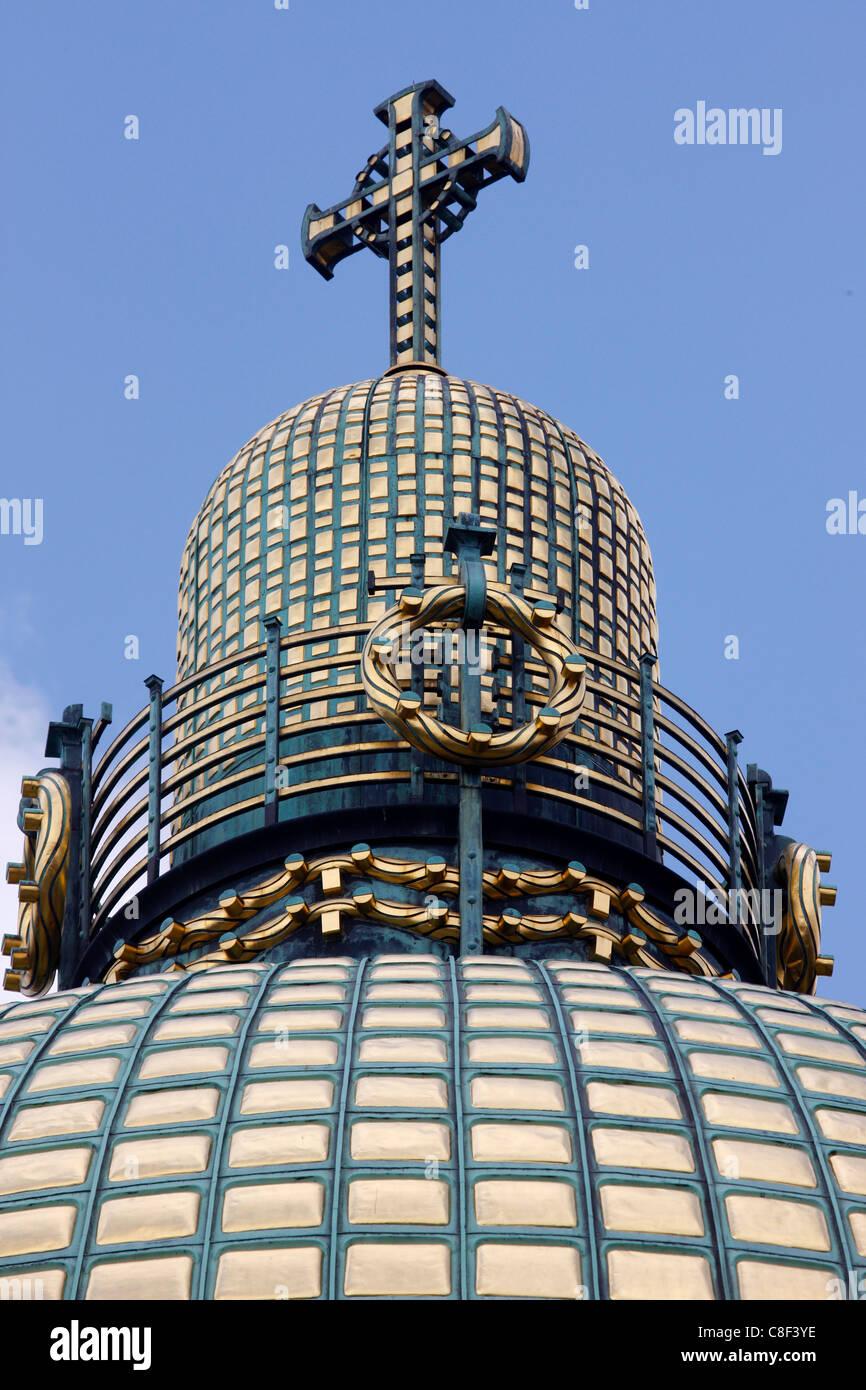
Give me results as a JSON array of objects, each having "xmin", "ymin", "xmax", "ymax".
[{"xmin": 85, "ymin": 624, "xmax": 762, "ymax": 948}]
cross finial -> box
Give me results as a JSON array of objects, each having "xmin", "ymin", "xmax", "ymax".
[{"xmin": 302, "ymin": 80, "xmax": 529, "ymax": 369}]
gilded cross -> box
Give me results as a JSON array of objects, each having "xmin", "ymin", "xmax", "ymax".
[{"xmin": 302, "ymin": 79, "xmax": 529, "ymax": 368}]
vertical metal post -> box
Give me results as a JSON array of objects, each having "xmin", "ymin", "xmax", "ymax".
[
  {"xmin": 445, "ymin": 514, "xmax": 496, "ymax": 956},
  {"xmin": 264, "ymin": 616, "xmax": 282, "ymax": 828},
  {"xmin": 409, "ymin": 552, "xmax": 426, "ymax": 801},
  {"xmin": 46, "ymin": 705, "xmax": 85, "ymax": 988},
  {"xmin": 509, "ymin": 562, "xmax": 528, "ymax": 814},
  {"xmin": 79, "ymin": 715, "xmax": 94, "ymax": 945},
  {"xmin": 725, "ymin": 730, "xmax": 744, "ymax": 897},
  {"xmin": 144, "ymin": 675, "xmax": 163, "ymax": 885},
  {"xmin": 639, "ymin": 652, "xmax": 658, "ymax": 859},
  {"xmin": 747, "ymin": 763, "xmax": 774, "ymax": 987}
]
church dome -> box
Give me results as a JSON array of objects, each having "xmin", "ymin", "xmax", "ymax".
[
  {"xmin": 177, "ymin": 372, "xmax": 658, "ymax": 679},
  {"xmin": 1, "ymin": 957, "xmax": 863, "ymax": 1300}
]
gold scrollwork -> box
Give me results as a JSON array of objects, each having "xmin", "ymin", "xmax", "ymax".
[
  {"xmin": 361, "ymin": 582, "xmax": 586, "ymax": 766},
  {"xmin": 103, "ymin": 846, "xmax": 720, "ymax": 983},
  {"xmin": 4, "ymin": 772, "xmax": 72, "ymax": 996},
  {"xmin": 776, "ymin": 842, "xmax": 835, "ymax": 994}
]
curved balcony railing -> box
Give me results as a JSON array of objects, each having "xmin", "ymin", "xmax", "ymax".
[{"xmin": 83, "ymin": 620, "xmax": 763, "ymax": 956}]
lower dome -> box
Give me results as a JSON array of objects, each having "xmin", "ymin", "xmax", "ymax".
[{"xmin": 1, "ymin": 957, "xmax": 864, "ymax": 1300}]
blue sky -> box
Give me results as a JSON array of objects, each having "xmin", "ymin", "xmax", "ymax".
[{"xmin": 1, "ymin": 0, "xmax": 863, "ymax": 1001}]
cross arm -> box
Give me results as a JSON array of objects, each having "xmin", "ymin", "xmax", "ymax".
[{"xmin": 302, "ymin": 184, "xmax": 391, "ymax": 281}]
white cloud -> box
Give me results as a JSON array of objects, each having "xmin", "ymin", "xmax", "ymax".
[{"xmin": 0, "ymin": 664, "xmax": 52, "ymax": 1007}]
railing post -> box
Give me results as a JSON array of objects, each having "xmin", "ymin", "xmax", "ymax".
[
  {"xmin": 639, "ymin": 652, "xmax": 658, "ymax": 859},
  {"xmin": 725, "ymin": 729, "xmax": 744, "ymax": 898},
  {"xmin": 509, "ymin": 562, "xmax": 528, "ymax": 814},
  {"xmin": 264, "ymin": 616, "xmax": 282, "ymax": 828},
  {"xmin": 409, "ymin": 553, "xmax": 426, "ymax": 802},
  {"xmin": 144, "ymin": 675, "xmax": 163, "ymax": 884}
]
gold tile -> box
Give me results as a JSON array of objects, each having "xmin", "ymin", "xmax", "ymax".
[
  {"xmin": 756, "ymin": 1009, "xmax": 836, "ymax": 1033},
  {"xmin": 829, "ymin": 1152, "xmax": 866, "ymax": 1196},
  {"xmin": 123, "ymin": 1086, "xmax": 221, "ymax": 1128},
  {"xmin": 72, "ymin": 1001, "xmax": 150, "ymax": 1024},
  {"xmin": 466, "ymin": 1007, "xmax": 549, "ymax": 1031},
  {"xmin": 562, "ymin": 988, "xmax": 640, "ymax": 1008},
  {"xmin": 96, "ymin": 1191, "xmax": 200, "ymax": 1245},
  {"xmin": 154, "ymin": 1014, "xmax": 240, "ymax": 1042},
  {"xmin": 214, "ymin": 1247, "xmax": 322, "ymax": 1300},
  {"xmin": 592, "ymin": 1127, "xmax": 694, "ymax": 1173},
  {"xmin": 349, "ymin": 1121, "xmax": 450, "ymax": 1162},
  {"xmin": 27, "ymin": 1056, "xmax": 121, "ymax": 1093},
  {"xmin": 343, "ymin": 1242, "xmax": 451, "ymax": 1297},
  {"xmin": 687, "ymin": 1052, "xmax": 779, "ymax": 1088},
  {"xmin": 362, "ymin": 1006, "xmax": 446, "ymax": 1030},
  {"xmin": 571, "ymin": 1010, "xmax": 655, "ymax": 1038},
  {"xmin": 465, "ymin": 985, "xmax": 542, "ymax": 1003},
  {"xmin": 357, "ymin": 1037, "xmax": 448, "ymax": 1065},
  {"xmin": 8, "ymin": 1098, "xmax": 105, "ymax": 1142},
  {"xmin": 369, "ymin": 964, "xmax": 442, "ymax": 981},
  {"xmin": 222, "ymin": 1181, "xmax": 325, "ymax": 1232},
  {"xmin": 777, "ymin": 1033, "xmax": 863, "ymax": 1066},
  {"xmin": 475, "ymin": 1243, "xmax": 582, "ymax": 1298},
  {"xmin": 712, "ymin": 1137, "xmax": 816, "ymax": 1188},
  {"xmin": 467, "ymin": 1034, "xmax": 556, "ymax": 1061},
  {"xmin": 228, "ymin": 1123, "xmax": 330, "ymax": 1167},
  {"xmin": 169, "ymin": 989, "xmax": 249, "ymax": 1013},
  {"xmin": 353, "ymin": 1075, "xmax": 448, "ymax": 1109},
  {"xmin": 365, "ymin": 984, "xmax": 445, "ymax": 1002},
  {"xmin": 577, "ymin": 1040, "xmax": 668, "ymax": 1073},
  {"xmin": 470, "ymin": 1122, "xmax": 572, "ymax": 1164},
  {"xmin": 108, "ymin": 1135, "xmax": 211, "ymax": 1181},
  {"xmin": 269, "ymin": 985, "xmax": 347, "ymax": 1004},
  {"xmin": 600, "ymin": 1183, "xmax": 704, "ymax": 1236},
  {"xmin": 661, "ymin": 998, "xmax": 739, "ymax": 1020},
  {"xmin": 474, "ymin": 1179, "xmax": 577, "ymax": 1228},
  {"xmin": 585, "ymin": 1081, "xmax": 682, "ymax": 1120},
  {"xmin": 0, "ymin": 1268, "xmax": 66, "ymax": 1299},
  {"xmin": 48, "ymin": 1025, "xmax": 136, "ymax": 1055},
  {"xmin": 0, "ymin": 1041, "xmax": 34, "ymax": 1065},
  {"xmin": 240, "ymin": 1079, "xmax": 334, "ymax": 1114},
  {"xmin": 814, "ymin": 1107, "xmax": 866, "ymax": 1145},
  {"xmin": 278, "ymin": 966, "xmax": 350, "ymax": 983},
  {"xmin": 469, "ymin": 1076, "xmax": 565, "ymax": 1112},
  {"xmin": 249, "ymin": 1039, "xmax": 339, "ymax": 1068},
  {"xmin": 795, "ymin": 1067, "xmax": 866, "ymax": 1102},
  {"xmin": 348, "ymin": 1178, "xmax": 450, "ymax": 1225},
  {"xmin": 0, "ymin": 1146, "xmax": 91, "ymax": 1196},
  {"xmin": 0, "ymin": 1015, "xmax": 58, "ymax": 1040},
  {"xmin": 186, "ymin": 970, "xmax": 261, "ymax": 989},
  {"xmin": 258, "ymin": 1009, "xmax": 343, "ymax": 1033},
  {"xmin": 608, "ymin": 1249, "xmax": 713, "ymax": 1300},
  {"xmin": 725, "ymin": 1194, "xmax": 830, "ymax": 1251},
  {"xmin": 0, "ymin": 1204, "xmax": 77, "ymax": 1257},
  {"xmin": 674, "ymin": 1019, "xmax": 760, "ymax": 1049},
  {"xmin": 736, "ymin": 1260, "xmax": 838, "ymax": 1301},
  {"xmin": 849, "ymin": 1212, "xmax": 866, "ymax": 1256},
  {"xmin": 138, "ymin": 1046, "xmax": 229, "ymax": 1081},
  {"xmin": 85, "ymin": 1255, "xmax": 193, "ymax": 1301},
  {"xmin": 701, "ymin": 1092, "xmax": 797, "ymax": 1135}
]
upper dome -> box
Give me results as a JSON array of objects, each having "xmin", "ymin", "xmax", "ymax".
[{"xmin": 177, "ymin": 371, "xmax": 657, "ymax": 677}]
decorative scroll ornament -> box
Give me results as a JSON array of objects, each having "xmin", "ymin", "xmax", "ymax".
[
  {"xmin": 4, "ymin": 772, "xmax": 72, "ymax": 996},
  {"xmin": 361, "ymin": 583, "xmax": 586, "ymax": 767},
  {"xmin": 103, "ymin": 845, "xmax": 719, "ymax": 984},
  {"xmin": 775, "ymin": 842, "xmax": 835, "ymax": 994}
]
